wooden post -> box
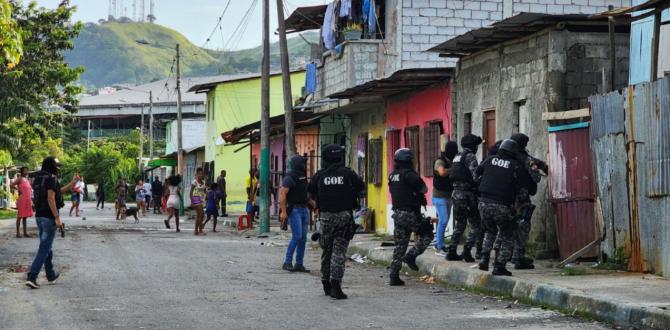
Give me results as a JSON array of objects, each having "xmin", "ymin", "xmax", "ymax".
[
  {"xmin": 259, "ymin": 0, "xmax": 271, "ymax": 234},
  {"xmin": 608, "ymin": 16, "xmax": 616, "ymax": 91},
  {"xmin": 276, "ymin": 0, "xmax": 296, "ymax": 157},
  {"xmin": 651, "ymin": 10, "xmax": 662, "ymax": 81}
]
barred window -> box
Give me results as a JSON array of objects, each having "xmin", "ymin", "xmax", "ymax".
[
  {"xmin": 421, "ymin": 121, "xmax": 443, "ymax": 177},
  {"xmin": 367, "ymin": 138, "xmax": 383, "ymax": 185},
  {"xmin": 387, "ymin": 129, "xmax": 401, "ymax": 174},
  {"xmin": 405, "ymin": 126, "xmax": 420, "ymax": 173}
]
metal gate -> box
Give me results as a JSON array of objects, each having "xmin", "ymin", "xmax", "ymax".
[{"xmin": 548, "ymin": 126, "xmax": 598, "ymax": 259}]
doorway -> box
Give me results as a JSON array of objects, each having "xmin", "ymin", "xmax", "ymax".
[{"xmin": 483, "ymin": 109, "xmax": 496, "ymax": 157}]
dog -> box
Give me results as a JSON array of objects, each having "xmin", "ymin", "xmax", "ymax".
[{"xmin": 119, "ymin": 206, "xmax": 140, "ymax": 224}]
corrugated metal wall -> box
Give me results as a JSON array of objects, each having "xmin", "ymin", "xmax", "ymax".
[
  {"xmin": 589, "ymin": 76, "xmax": 670, "ymax": 276},
  {"xmin": 548, "ymin": 128, "xmax": 597, "ymax": 259}
]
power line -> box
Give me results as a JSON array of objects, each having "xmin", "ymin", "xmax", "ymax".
[{"xmin": 202, "ymin": 0, "xmax": 232, "ymax": 49}]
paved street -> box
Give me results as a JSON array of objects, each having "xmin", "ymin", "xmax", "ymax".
[{"xmin": 0, "ymin": 203, "xmax": 606, "ymax": 329}]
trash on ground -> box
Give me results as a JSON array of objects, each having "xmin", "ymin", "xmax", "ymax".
[
  {"xmin": 349, "ymin": 254, "xmax": 369, "ymax": 264},
  {"xmin": 10, "ymin": 265, "xmax": 28, "ymax": 273},
  {"xmin": 419, "ymin": 275, "xmax": 435, "ymax": 284}
]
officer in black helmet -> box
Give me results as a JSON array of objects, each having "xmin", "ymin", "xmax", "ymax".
[
  {"xmin": 509, "ymin": 133, "xmax": 548, "ymax": 270},
  {"xmin": 445, "ymin": 134, "xmax": 484, "ymax": 262},
  {"xmin": 308, "ymin": 144, "xmax": 365, "ymax": 300},
  {"xmin": 388, "ymin": 148, "xmax": 431, "ymax": 286},
  {"xmin": 476, "ymin": 139, "xmax": 532, "ymax": 276}
]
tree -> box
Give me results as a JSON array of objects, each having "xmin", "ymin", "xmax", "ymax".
[
  {"xmin": 0, "ymin": 0, "xmax": 83, "ymax": 149},
  {"xmin": 0, "ymin": 0, "xmax": 23, "ymax": 70}
]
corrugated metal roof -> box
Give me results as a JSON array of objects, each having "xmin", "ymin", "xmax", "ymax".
[
  {"xmin": 639, "ymin": 77, "xmax": 670, "ymax": 197},
  {"xmin": 428, "ymin": 12, "xmax": 630, "ymax": 57},
  {"xmin": 284, "ymin": 5, "xmax": 326, "ymax": 34},
  {"xmin": 328, "ymin": 68, "xmax": 453, "ymax": 99},
  {"xmin": 187, "ymin": 70, "xmax": 305, "ymax": 93},
  {"xmin": 588, "ymin": 91, "xmax": 626, "ymax": 140},
  {"xmin": 221, "ymin": 111, "xmax": 322, "ymax": 144}
]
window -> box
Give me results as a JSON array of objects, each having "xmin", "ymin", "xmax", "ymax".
[
  {"xmin": 405, "ymin": 126, "xmax": 420, "ymax": 173},
  {"xmin": 387, "ymin": 129, "xmax": 401, "ymax": 173},
  {"xmin": 367, "ymin": 138, "xmax": 383, "ymax": 185},
  {"xmin": 463, "ymin": 113, "xmax": 472, "ymax": 135},
  {"xmin": 513, "ymin": 99, "xmax": 527, "ymax": 134},
  {"xmin": 356, "ymin": 134, "xmax": 367, "ymax": 182},
  {"xmin": 421, "ymin": 122, "xmax": 443, "ymax": 177}
]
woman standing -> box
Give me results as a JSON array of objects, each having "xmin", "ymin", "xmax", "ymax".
[
  {"xmin": 135, "ymin": 179, "xmax": 146, "ymax": 217},
  {"xmin": 164, "ymin": 175, "xmax": 182, "ymax": 232},
  {"xmin": 190, "ymin": 168, "xmax": 206, "ymax": 236},
  {"xmin": 11, "ymin": 167, "xmax": 32, "ymax": 238}
]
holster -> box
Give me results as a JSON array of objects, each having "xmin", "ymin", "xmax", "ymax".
[
  {"xmin": 345, "ymin": 212, "xmax": 357, "ymax": 240},
  {"xmin": 417, "ymin": 214, "xmax": 434, "ymax": 239}
]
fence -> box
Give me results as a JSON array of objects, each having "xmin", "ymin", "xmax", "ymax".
[{"xmin": 589, "ymin": 76, "xmax": 670, "ymax": 275}]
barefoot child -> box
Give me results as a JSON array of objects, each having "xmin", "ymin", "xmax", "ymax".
[{"xmin": 203, "ymin": 183, "xmax": 219, "ymax": 232}]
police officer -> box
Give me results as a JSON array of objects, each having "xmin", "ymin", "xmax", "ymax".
[
  {"xmin": 388, "ymin": 148, "xmax": 431, "ymax": 286},
  {"xmin": 445, "ymin": 134, "xmax": 483, "ymax": 262},
  {"xmin": 308, "ymin": 144, "xmax": 365, "ymax": 300},
  {"xmin": 476, "ymin": 139, "xmax": 532, "ymax": 276},
  {"xmin": 510, "ymin": 133, "xmax": 548, "ymax": 270}
]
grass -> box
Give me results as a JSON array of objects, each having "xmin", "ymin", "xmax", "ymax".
[
  {"xmin": 0, "ymin": 208, "xmax": 16, "ymax": 220},
  {"xmin": 595, "ymin": 247, "xmax": 629, "ymax": 271}
]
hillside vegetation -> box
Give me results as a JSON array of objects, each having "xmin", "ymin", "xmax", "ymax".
[{"xmin": 67, "ymin": 22, "xmax": 318, "ymax": 88}]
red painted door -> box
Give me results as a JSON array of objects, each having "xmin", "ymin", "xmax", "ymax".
[{"xmin": 484, "ymin": 110, "xmax": 496, "ymax": 157}]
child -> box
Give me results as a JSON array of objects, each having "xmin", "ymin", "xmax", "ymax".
[{"xmin": 203, "ymin": 183, "xmax": 219, "ymax": 232}]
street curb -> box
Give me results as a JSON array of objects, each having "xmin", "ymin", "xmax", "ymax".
[{"xmin": 348, "ymin": 244, "xmax": 670, "ymax": 330}]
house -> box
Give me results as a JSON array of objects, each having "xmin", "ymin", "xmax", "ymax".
[
  {"xmin": 627, "ymin": 0, "xmax": 670, "ymax": 84},
  {"xmin": 286, "ymin": 0, "xmax": 627, "ymax": 233},
  {"xmin": 164, "ymin": 118, "xmax": 207, "ymax": 191},
  {"xmin": 188, "ymin": 71, "xmax": 306, "ymax": 212},
  {"xmin": 429, "ymin": 13, "xmax": 631, "ymax": 258}
]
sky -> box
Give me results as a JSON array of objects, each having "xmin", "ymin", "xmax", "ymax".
[{"xmin": 33, "ymin": 0, "xmax": 328, "ymax": 50}]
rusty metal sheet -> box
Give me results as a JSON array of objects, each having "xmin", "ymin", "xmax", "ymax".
[
  {"xmin": 588, "ymin": 91, "xmax": 626, "ymax": 140},
  {"xmin": 553, "ymin": 200, "xmax": 598, "ymax": 259},
  {"xmin": 639, "ymin": 77, "xmax": 670, "ymax": 197}
]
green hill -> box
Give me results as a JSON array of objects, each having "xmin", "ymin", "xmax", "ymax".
[{"xmin": 67, "ymin": 21, "xmax": 318, "ymax": 89}]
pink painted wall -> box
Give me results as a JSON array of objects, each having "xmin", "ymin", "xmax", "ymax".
[{"xmin": 385, "ymin": 82, "xmax": 453, "ymax": 206}]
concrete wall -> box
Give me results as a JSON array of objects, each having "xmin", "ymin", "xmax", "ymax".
[
  {"xmin": 455, "ymin": 29, "xmax": 629, "ymax": 258},
  {"xmin": 398, "ymin": 0, "xmax": 630, "ymax": 69},
  {"xmin": 165, "ymin": 119, "xmax": 206, "ymax": 155},
  {"xmin": 316, "ymin": 41, "xmax": 385, "ymax": 100}
]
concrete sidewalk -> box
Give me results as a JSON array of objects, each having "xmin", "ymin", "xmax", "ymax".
[{"xmin": 348, "ymin": 234, "xmax": 670, "ymax": 330}]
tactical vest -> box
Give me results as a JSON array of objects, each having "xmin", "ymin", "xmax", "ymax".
[
  {"xmin": 433, "ymin": 156, "xmax": 453, "ymax": 194},
  {"xmin": 388, "ymin": 168, "xmax": 421, "ymax": 213},
  {"xmin": 316, "ymin": 165, "xmax": 356, "ymax": 212},
  {"xmin": 449, "ymin": 150, "xmax": 476, "ymax": 189},
  {"xmin": 478, "ymin": 155, "xmax": 519, "ymax": 205},
  {"xmin": 286, "ymin": 173, "xmax": 309, "ymax": 206}
]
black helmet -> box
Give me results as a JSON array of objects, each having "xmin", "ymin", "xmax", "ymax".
[
  {"xmin": 41, "ymin": 156, "xmax": 61, "ymax": 175},
  {"xmin": 489, "ymin": 140, "xmax": 503, "ymax": 156},
  {"xmin": 393, "ymin": 148, "xmax": 413, "ymax": 162},
  {"xmin": 510, "ymin": 133, "xmax": 529, "ymax": 150},
  {"xmin": 288, "ymin": 155, "xmax": 307, "ymax": 174},
  {"xmin": 322, "ymin": 144, "xmax": 344, "ymax": 162},
  {"xmin": 499, "ymin": 139, "xmax": 519, "ymax": 154},
  {"xmin": 460, "ymin": 134, "xmax": 483, "ymax": 149}
]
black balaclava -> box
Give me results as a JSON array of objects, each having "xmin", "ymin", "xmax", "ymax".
[
  {"xmin": 322, "ymin": 144, "xmax": 344, "ymax": 168},
  {"xmin": 41, "ymin": 156, "xmax": 60, "ymax": 176},
  {"xmin": 510, "ymin": 133, "xmax": 529, "ymax": 150},
  {"xmin": 460, "ymin": 134, "xmax": 482, "ymax": 154},
  {"xmin": 444, "ymin": 141, "xmax": 459, "ymax": 160},
  {"xmin": 488, "ymin": 140, "xmax": 503, "ymax": 156},
  {"xmin": 288, "ymin": 155, "xmax": 307, "ymax": 177}
]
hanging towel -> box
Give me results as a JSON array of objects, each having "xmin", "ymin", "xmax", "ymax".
[
  {"xmin": 305, "ymin": 62, "xmax": 317, "ymax": 95},
  {"xmin": 322, "ymin": 2, "xmax": 336, "ymax": 50},
  {"xmin": 339, "ymin": 0, "xmax": 352, "ymax": 18},
  {"xmin": 362, "ymin": 0, "xmax": 370, "ymax": 22},
  {"xmin": 368, "ymin": 0, "xmax": 377, "ymax": 35}
]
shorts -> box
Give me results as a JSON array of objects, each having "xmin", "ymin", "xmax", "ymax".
[
  {"xmin": 71, "ymin": 194, "xmax": 80, "ymax": 203},
  {"xmin": 191, "ymin": 196, "xmax": 203, "ymax": 206},
  {"xmin": 118, "ymin": 196, "xmax": 126, "ymax": 207},
  {"xmin": 145, "ymin": 195, "xmax": 151, "ymax": 204},
  {"xmin": 167, "ymin": 196, "xmax": 179, "ymax": 209}
]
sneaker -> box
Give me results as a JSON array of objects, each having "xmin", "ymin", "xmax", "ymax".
[
  {"xmin": 434, "ymin": 246, "xmax": 448, "ymax": 256},
  {"xmin": 47, "ymin": 272, "xmax": 60, "ymax": 285},
  {"xmin": 292, "ymin": 264, "xmax": 310, "ymax": 273},
  {"xmin": 25, "ymin": 279, "xmax": 40, "ymax": 289},
  {"xmin": 282, "ymin": 263, "xmax": 294, "ymax": 271}
]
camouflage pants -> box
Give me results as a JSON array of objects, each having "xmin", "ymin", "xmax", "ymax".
[
  {"xmin": 479, "ymin": 201, "xmax": 515, "ymax": 265},
  {"xmin": 449, "ymin": 190, "xmax": 482, "ymax": 250},
  {"xmin": 512, "ymin": 191, "xmax": 533, "ymax": 262},
  {"xmin": 390, "ymin": 210, "xmax": 431, "ymax": 275},
  {"xmin": 319, "ymin": 211, "xmax": 352, "ymax": 282}
]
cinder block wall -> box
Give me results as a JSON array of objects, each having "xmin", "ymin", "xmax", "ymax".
[
  {"xmin": 398, "ymin": 0, "xmax": 630, "ymax": 70},
  {"xmin": 455, "ymin": 29, "xmax": 629, "ymax": 258}
]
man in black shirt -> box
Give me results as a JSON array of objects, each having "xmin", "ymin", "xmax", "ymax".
[
  {"xmin": 26, "ymin": 157, "xmax": 78, "ymax": 289},
  {"xmin": 151, "ymin": 176, "xmax": 163, "ymax": 214}
]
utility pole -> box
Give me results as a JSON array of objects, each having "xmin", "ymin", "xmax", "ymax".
[
  {"xmin": 176, "ymin": 43, "xmax": 183, "ymax": 176},
  {"xmin": 87, "ymin": 120, "xmax": 91, "ymax": 150},
  {"xmin": 259, "ymin": 0, "xmax": 271, "ymax": 234},
  {"xmin": 276, "ymin": 0, "xmax": 295, "ymax": 157},
  {"xmin": 139, "ymin": 104, "xmax": 144, "ymax": 172},
  {"xmin": 149, "ymin": 90, "xmax": 154, "ymax": 160}
]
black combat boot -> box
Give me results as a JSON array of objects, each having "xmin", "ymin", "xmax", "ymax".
[
  {"xmin": 478, "ymin": 253, "xmax": 490, "ymax": 271},
  {"xmin": 514, "ymin": 257, "xmax": 535, "ymax": 270},
  {"xmin": 445, "ymin": 246, "xmax": 462, "ymax": 261},
  {"xmin": 460, "ymin": 245, "xmax": 475, "ymax": 263},
  {"xmin": 321, "ymin": 280, "xmax": 331, "ymax": 296},
  {"xmin": 475, "ymin": 241, "xmax": 483, "ymax": 260},
  {"xmin": 329, "ymin": 280, "xmax": 348, "ymax": 300},
  {"xmin": 389, "ymin": 273, "xmax": 405, "ymax": 286},
  {"xmin": 403, "ymin": 254, "xmax": 419, "ymax": 271},
  {"xmin": 492, "ymin": 262, "xmax": 512, "ymax": 276}
]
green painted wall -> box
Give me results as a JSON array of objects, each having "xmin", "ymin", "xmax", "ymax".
[{"xmin": 205, "ymin": 72, "xmax": 306, "ymax": 212}]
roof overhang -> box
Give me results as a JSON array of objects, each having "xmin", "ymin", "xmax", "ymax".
[
  {"xmin": 329, "ymin": 68, "xmax": 453, "ymax": 99},
  {"xmin": 284, "ymin": 5, "xmax": 327, "ymax": 34},
  {"xmin": 222, "ymin": 111, "xmax": 322, "ymax": 144},
  {"xmin": 593, "ymin": 0, "xmax": 670, "ymax": 19},
  {"xmin": 188, "ymin": 70, "xmax": 305, "ymax": 94},
  {"xmin": 428, "ymin": 12, "xmax": 631, "ymax": 57}
]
